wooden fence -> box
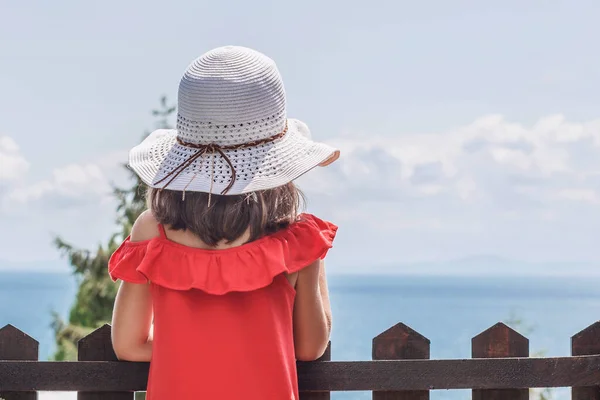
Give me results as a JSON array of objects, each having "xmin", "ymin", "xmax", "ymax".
[{"xmin": 1, "ymin": 321, "xmax": 600, "ymax": 399}]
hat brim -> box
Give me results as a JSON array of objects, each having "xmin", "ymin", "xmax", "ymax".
[{"xmin": 128, "ymin": 118, "xmax": 339, "ymax": 195}]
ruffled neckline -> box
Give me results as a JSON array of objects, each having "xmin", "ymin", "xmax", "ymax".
[{"xmin": 108, "ymin": 213, "xmax": 337, "ymax": 295}]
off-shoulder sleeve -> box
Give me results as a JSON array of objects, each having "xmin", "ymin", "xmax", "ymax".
[
  {"xmin": 108, "ymin": 238, "xmax": 150, "ymax": 284},
  {"xmin": 108, "ymin": 213, "xmax": 337, "ymax": 294}
]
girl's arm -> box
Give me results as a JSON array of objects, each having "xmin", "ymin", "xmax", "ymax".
[
  {"xmin": 111, "ymin": 211, "xmax": 156, "ymax": 361},
  {"xmin": 112, "ymin": 282, "xmax": 153, "ymax": 361},
  {"xmin": 293, "ymin": 258, "xmax": 332, "ymax": 361}
]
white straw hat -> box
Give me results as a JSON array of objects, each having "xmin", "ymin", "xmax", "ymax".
[{"xmin": 129, "ymin": 46, "xmax": 339, "ymax": 195}]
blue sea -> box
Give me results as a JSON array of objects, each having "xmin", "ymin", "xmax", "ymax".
[{"xmin": 1, "ymin": 272, "xmax": 598, "ymax": 400}]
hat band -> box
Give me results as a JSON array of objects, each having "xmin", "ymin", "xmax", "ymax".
[{"xmin": 153, "ymin": 121, "xmax": 289, "ymax": 200}]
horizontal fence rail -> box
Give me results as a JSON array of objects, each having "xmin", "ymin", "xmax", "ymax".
[
  {"xmin": 1, "ymin": 321, "xmax": 600, "ymax": 400},
  {"xmin": 2, "ymin": 356, "xmax": 600, "ymax": 391}
]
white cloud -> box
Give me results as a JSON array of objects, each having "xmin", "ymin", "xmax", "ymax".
[
  {"xmin": 7, "ymin": 163, "xmax": 112, "ymax": 207},
  {"xmin": 4, "ymin": 114, "xmax": 600, "ymax": 268},
  {"xmin": 557, "ymin": 188, "xmax": 599, "ymax": 204},
  {"xmin": 299, "ymin": 114, "xmax": 600, "ymax": 266},
  {"xmin": 0, "ymin": 138, "xmax": 124, "ymax": 265},
  {"xmin": 304, "ymin": 114, "xmax": 600, "ymax": 204},
  {"xmin": 0, "ymin": 135, "xmax": 29, "ymax": 182}
]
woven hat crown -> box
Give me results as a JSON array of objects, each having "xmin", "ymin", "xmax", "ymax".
[{"xmin": 176, "ymin": 46, "xmax": 287, "ymax": 146}]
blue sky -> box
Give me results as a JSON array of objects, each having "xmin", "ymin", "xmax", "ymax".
[{"xmin": 1, "ymin": 0, "xmax": 600, "ymax": 272}]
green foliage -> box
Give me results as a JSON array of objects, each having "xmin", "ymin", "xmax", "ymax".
[
  {"xmin": 504, "ymin": 310, "xmax": 537, "ymax": 336},
  {"xmin": 51, "ymin": 96, "xmax": 176, "ymax": 361}
]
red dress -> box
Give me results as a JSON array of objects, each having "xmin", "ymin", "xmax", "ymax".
[{"xmin": 108, "ymin": 213, "xmax": 337, "ymax": 399}]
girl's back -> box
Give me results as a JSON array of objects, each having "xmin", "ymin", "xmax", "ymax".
[{"xmin": 108, "ymin": 46, "xmax": 339, "ymax": 399}]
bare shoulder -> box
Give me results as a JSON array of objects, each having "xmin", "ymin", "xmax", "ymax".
[{"xmin": 130, "ymin": 210, "xmax": 161, "ymax": 242}]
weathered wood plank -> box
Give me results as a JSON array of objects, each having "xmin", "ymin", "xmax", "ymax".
[
  {"xmin": 299, "ymin": 343, "xmax": 331, "ymax": 400},
  {"xmin": 572, "ymin": 321, "xmax": 600, "ymax": 400},
  {"xmin": 0, "ymin": 324, "xmax": 39, "ymax": 400},
  {"xmin": 373, "ymin": 323, "xmax": 430, "ymax": 400},
  {"xmin": 2, "ymin": 355, "xmax": 600, "ymax": 392},
  {"xmin": 77, "ymin": 324, "xmax": 134, "ymax": 400},
  {"xmin": 472, "ymin": 322, "xmax": 529, "ymax": 400}
]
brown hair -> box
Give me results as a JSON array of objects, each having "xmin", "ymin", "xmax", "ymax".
[{"xmin": 146, "ymin": 183, "xmax": 304, "ymax": 246}]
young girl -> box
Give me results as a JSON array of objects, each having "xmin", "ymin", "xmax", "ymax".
[{"xmin": 108, "ymin": 46, "xmax": 340, "ymax": 399}]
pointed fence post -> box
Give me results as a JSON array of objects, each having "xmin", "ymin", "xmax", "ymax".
[
  {"xmin": 299, "ymin": 342, "xmax": 331, "ymax": 400},
  {"xmin": 372, "ymin": 323, "xmax": 430, "ymax": 400},
  {"xmin": 0, "ymin": 324, "xmax": 39, "ymax": 400},
  {"xmin": 472, "ymin": 322, "xmax": 528, "ymax": 400},
  {"xmin": 572, "ymin": 321, "xmax": 600, "ymax": 400},
  {"xmin": 78, "ymin": 324, "xmax": 134, "ymax": 400}
]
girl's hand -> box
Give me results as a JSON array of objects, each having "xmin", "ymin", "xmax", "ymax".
[{"xmin": 292, "ymin": 258, "xmax": 332, "ymax": 361}]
